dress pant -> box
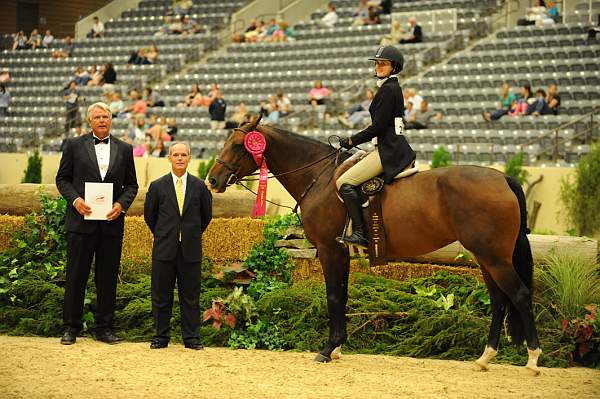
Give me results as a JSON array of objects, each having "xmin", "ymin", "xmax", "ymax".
[
  {"xmin": 151, "ymin": 244, "xmax": 201, "ymax": 344},
  {"xmin": 63, "ymin": 230, "xmax": 123, "ymax": 332}
]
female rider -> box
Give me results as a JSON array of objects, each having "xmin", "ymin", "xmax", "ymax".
[{"xmin": 337, "ymin": 45, "xmax": 416, "ymax": 247}]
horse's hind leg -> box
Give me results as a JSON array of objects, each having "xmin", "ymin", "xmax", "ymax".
[
  {"xmin": 475, "ymin": 255, "xmax": 541, "ymax": 375},
  {"xmin": 314, "ymin": 243, "xmax": 350, "ymax": 363},
  {"xmin": 475, "ymin": 269, "xmax": 508, "ymax": 371}
]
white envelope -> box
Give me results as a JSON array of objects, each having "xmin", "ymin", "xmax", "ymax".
[{"xmin": 84, "ymin": 182, "xmax": 113, "ymax": 220}]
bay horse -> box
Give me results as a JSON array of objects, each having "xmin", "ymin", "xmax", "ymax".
[{"xmin": 206, "ymin": 118, "xmax": 542, "ymax": 374}]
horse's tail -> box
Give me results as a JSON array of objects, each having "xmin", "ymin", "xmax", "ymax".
[{"xmin": 505, "ymin": 175, "xmax": 533, "ymax": 346}]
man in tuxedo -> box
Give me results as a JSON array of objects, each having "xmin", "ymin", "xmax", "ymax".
[
  {"xmin": 56, "ymin": 102, "xmax": 138, "ymax": 345},
  {"xmin": 144, "ymin": 142, "xmax": 212, "ymax": 349}
]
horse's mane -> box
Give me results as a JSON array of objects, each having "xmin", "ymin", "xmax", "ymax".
[{"xmin": 263, "ymin": 125, "xmax": 333, "ymax": 151}]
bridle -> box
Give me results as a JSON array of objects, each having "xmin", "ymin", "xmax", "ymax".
[{"xmin": 214, "ymin": 126, "xmax": 344, "ymax": 217}]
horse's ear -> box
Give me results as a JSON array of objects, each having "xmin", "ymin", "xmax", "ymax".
[{"xmin": 248, "ymin": 114, "xmax": 262, "ymax": 131}]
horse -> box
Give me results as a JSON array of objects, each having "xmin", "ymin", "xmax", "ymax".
[{"xmin": 206, "ymin": 117, "xmax": 542, "ymax": 375}]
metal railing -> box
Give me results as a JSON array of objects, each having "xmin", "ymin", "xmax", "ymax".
[{"xmin": 522, "ymin": 107, "xmax": 599, "ymax": 162}]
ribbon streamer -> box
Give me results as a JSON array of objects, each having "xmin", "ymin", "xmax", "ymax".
[{"xmin": 244, "ymin": 131, "xmax": 268, "ymax": 218}]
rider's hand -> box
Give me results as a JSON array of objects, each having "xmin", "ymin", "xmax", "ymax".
[{"xmin": 339, "ymin": 137, "xmax": 353, "ymax": 149}]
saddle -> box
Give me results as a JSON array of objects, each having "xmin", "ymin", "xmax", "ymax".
[{"xmin": 334, "ymin": 150, "xmax": 418, "ymax": 267}]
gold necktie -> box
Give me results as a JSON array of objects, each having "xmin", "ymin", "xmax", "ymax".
[{"xmin": 176, "ymin": 178, "xmax": 183, "ymax": 216}]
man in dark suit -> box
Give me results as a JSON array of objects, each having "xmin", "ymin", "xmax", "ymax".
[
  {"xmin": 144, "ymin": 142, "xmax": 212, "ymax": 350},
  {"xmin": 399, "ymin": 16, "xmax": 423, "ymax": 44},
  {"xmin": 56, "ymin": 102, "xmax": 138, "ymax": 345}
]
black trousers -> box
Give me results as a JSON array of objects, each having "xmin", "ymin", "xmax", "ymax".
[
  {"xmin": 63, "ymin": 230, "xmax": 123, "ymax": 332},
  {"xmin": 151, "ymin": 245, "xmax": 201, "ymax": 344}
]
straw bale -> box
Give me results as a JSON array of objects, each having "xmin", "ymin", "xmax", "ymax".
[{"xmin": 0, "ymin": 215, "xmax": 25, "ymax": 251}]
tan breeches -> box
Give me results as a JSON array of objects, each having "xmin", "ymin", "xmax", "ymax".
[{"xmin": 336, "ymin": 150, "xmax": 383, "ymax": 189}]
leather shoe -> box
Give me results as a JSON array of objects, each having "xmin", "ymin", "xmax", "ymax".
[
  {"xmin": 96, "ymin": 330, "xmax": 121, "ymax": 344},
  {"xmin": 150, "ymin": 339, "xmax": 168, "ymax": 349},
  {"xmin": 60, "ymin": 330, "xmax": 77, "ymax": 345},
  {"xmin": 184, "ymin": 342, "xmax": 204, "ymax": 350}
]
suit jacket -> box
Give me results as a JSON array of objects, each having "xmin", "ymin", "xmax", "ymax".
[
  {"xmin": 144, "ymin": 172, "xmax": 212, "ymax": 262},
  {"xmin": 56, "ymin": 132, "xmax": 139, "ymax": 237},
  {"xmin": 350, "ymin": 76, "xmax": 416, "ymax": 183}
]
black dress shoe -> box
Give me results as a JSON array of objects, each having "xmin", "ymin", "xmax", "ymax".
[
  {"xmin": 150, "ymin": 339, "xmax": 168, "ymax": 349},
  {"xmin": 96, "ymin": 330, "xmax": 121, "ymax": 344},
  {"xmin": 60, "ymin": 330, "xmax": 77, "ymax": 345},
  {"xmin": 184, "ymin": 342, "xmax": 204, "ymax": 350}
]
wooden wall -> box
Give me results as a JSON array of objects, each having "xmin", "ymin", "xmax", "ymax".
[{"xmin": 0, "ymin": 0, "xmax": 111, "ymax": 39}]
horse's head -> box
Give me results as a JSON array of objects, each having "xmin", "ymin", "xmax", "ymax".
[{"xmin": 205, "ymin": 115, "xmax": 263, "ymax": 193}]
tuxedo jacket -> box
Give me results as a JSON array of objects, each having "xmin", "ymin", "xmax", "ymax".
[
  {"xmin": 56, "ymin": 133, "xmax": 139, "ymax": 237},
  {"xmin": 144, "ymin": 173, "xmax": 212, "ymax": 262}
]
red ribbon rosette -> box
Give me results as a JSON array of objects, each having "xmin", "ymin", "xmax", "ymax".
[{"xmin": 244, "ymin": 131, "xmax": 268, "ymax": 218}]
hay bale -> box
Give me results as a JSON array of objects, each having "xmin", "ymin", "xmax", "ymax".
[
  {"xmin": 203, "ymin": 218, "xmax": 265, "ymax": 261},
  {"xmin": 0, "ymin": 215, "xmax": 25, "ymax": 251}
]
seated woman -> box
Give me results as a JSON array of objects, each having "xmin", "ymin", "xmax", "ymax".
[
  {"xmin": 525, "ymin": 89, "xmax": 553, "ymax": 116},
  {"xmin": 515, "ymin": 83, "xmax": 535, "ymax": 115},
  {"xmin": 518, "ymin": 0, "xmax": 556, "ymax": 26},
  {"xmin": 146, "ymin": 45, "xmax": 159, "ymax": 64},
  {"xmin": 308, "ymin": 80, "xmax": 331, "ymax": 108},
  {"xmin": 87, "ymin": 64, "xmax": 104, "ymax": 86},
  {"xmin": 177, "ymin": 84, "xmax": 201, "ymax": 107},
  {"xmin": 482, "ymin": 83, "xmax": 515, "ymax": 121}
]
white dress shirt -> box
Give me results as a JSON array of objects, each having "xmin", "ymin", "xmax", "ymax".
[
  {"xmin": 171, "ymin": 171, "xmax": 188, "ymax": 205},
  {"xmin": 93, "ymin": 134, "xmax": 111, "ymax": 180}
]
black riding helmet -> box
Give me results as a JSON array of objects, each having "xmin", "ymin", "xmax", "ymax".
[{"xmin": 369, "ymin": 45, "xmax": 404, "ymax": 75}]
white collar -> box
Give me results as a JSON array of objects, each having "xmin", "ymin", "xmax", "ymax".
[
  {"xmin": 376, "ymin": 74, "xmax": 398, "ymax": 88},
  {"xmin": 171, "ymin": 171, "xmax": 188, "ymax": 185}
]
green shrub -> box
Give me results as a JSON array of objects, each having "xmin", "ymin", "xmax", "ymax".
[
  {"xmin": 430, "ymin": 146, "xmax": 452, "ymax": 168},
  {"xmin": 21, "ymin": 150, "xmax": 42, "ymax": 183},
  {"xmin": 504, "ymin": 152, "xmax": 529, "ymax": 185},
  {"xmin": 560, "ymin": 142, "xmax": 600, "ymax": 236},
  {"xmin": 197, "ymin": 155, "xmax": 216, "ymax": 180}
]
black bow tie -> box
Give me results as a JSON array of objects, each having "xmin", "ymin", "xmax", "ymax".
[{"xmin": 94, "ymin": 136, "xmax": 109, "ymax": 145}]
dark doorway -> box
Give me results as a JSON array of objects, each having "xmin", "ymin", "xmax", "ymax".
[{"xmin": 17, "ymin": 2, "xmax": 39, "ymax": 34}]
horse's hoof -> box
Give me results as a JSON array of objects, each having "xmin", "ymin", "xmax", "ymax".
[
  {"xmin": 331, "ymin": 346, "xmax": 342, "ymax": 360},
  {"xmin": 313, "ymin": 353, "xmax": 332, "ymax": 363},
  {"xmin": 474, "ymin": 360, "xmax": 489, "ymax": 371},
  {"xmin": 526, "ymin": 365, "xmax": 541, "ymax": 376}
]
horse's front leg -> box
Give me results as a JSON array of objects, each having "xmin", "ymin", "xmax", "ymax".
[{"xmin": 314, "ymin": 243, "xmax": 350, "ymax": 363}]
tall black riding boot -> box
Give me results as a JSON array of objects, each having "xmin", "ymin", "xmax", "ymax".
[{"xmin": 339, "ymin": 183, "xmax": 368, "ymax": 247}]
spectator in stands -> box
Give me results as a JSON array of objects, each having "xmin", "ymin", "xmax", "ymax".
[
  {"xmin": 262, "ymin": 96, "xmax": 280, "ymax": 124},
  {"xmin": 41, "ymin": 29, "xmax": 54, "ymax": 48},
  {"xmin": 12, "ymin": 31, "xmax": 27, "ymax": 51},
  {"xmin": 103, "ymin": 63, "xmax": 117, "ymax": 85},
  {"xmin": 515, "ymin": 83, "xmax": 535, "ymax": 115},
  {"xmin": 181, "ymin": 15, "xmax": 199, "ymax": 36},
  {"xmin": 263, "ymin": 19, "xmax": 279, "ymax": 39},
  {"xmin": 546, "ymin": 84, "xmax": 561, "ymax": 115},
  {"xmin": 166, "ymin": 117, "xmax": 178, "ymax": 139},
  {"xmin": 172, "ymin": 0, "xmax": 192, "ymax": 16},
  {"xmin": 156, "ymin": 117, "xmax": 172, "ymax": 142},
  {"xmin": 128, "ymin": 48, "xmax": 150, "ymax": 65},
  {"xmin": 353, "ymin": 0, "xmax": 370, "ymax": 20},
  {"xmin": 546, "ymin": 1, "xmax": 560, "ymax": 23},
  {"xmin": 156, "ymin": 16, "xmax": 173, "ymax": 36},
  {"xmin": 52, "ymin": 36, "xmax": 74, "ymax": 58},
  {"xmin": 146, "ymin": 115, "xmax": 163, "ymax": 142},
  {"xmin": 143, "ymin": 87, "xmax": 165, "ymax": 107},
  {"xmin": 271, "ymin": 21, "xmax": 296, "ymax": 42},
  {"xmin": 338, "ymin": 88, "xmax": 374, "ymax": 128},
  {"xmin": 360, "ymin": 6, "xmax": 382, "ymax": 25},
  {"xmin": 587, "ymin": 14, "xmax": 600, "ymax": 43},
  {"xmin": 168, "ymin": 15, "xmax": 184, "ymax": 35},
  {"xmin": 108, "ymin": 92, "xmax": 125, "ymax": 117},
  {"xmin": 128, "ymin": 114, "xmax": 148, "ymax": 144},
  {"xmin": 26, "ymin": 29, "xmax": 42, "ymax": 49},
  {"xmin": 380, "ymin": 20, "xmax": 403, "ymax": 45},
  {"xmin": 209, "ymin": 90, "xmax": 227, "ymax": 130},
  {"xmin": 0, "ymin": 85, "xmax": 10, "ymax": 117},
  {"xmin": 88, "ymin": 16, "xmax": 105, "ymax": 38},
  {"xmin": 73, "ymin": 66, "xmax": 90, "ymax": 86},
  {"xmin": 177, "ymin": 84, "xmax": 201, "ymax": 107},
  {"xmin": 147, "ymin": 44, "xmax": 159, "ymax": 63},
  {"xmin": 368, "ymin": 0, "xmax": 392, "ymax": 15},
  {"xmin": 87, "ymin": 64, "xmax": 104, "ymax": 86},
  {"xmin": 317, "ymin": 3, "xmax": 339, "ymax": 28},
  {"xmin": 125, "ymin": 89, "xmax": 148, "ymax": 116},
  {"xmin": 308, "ymin": 80, "xmax": 331, "ymax": 108},
  {"xmin": 226, "ymin": 102, "xmax": 249, "ymax": 128},
  {"xmin": 404, "ymin": 101, "xmax": 413, "ymax": 119},
  {"xmin": 406, "ymin": 100, "xmax": 442, "ymax": 129},
  {"xmin": 404, "ymin": 88, "xmax": 423, "ymax": 110},
  {"xmin": 525, "ymin": 89, "xmax": 553, "ymax": 116},
  {"xmin": 245, "ymin": 20, "xmax": 266, "ymax": 43},
  {"xmin": 0, "ymin": 69, "xmax": 10, "ymax": 85},
  {"xmin": 482, "ymin": 83, "xmax": 515, "ymax": 121},
  {"xmin": 276, "ymin": 90, "xmax": 291, "ymax": 117},
  {"xmin": 507, "ymin": 99, "xmax": 523, "ymax": 117},
  {"xmin": 400, "ymin": 17, "xmax": 423, "ymax": 44},
  {"xmin": 151, "ymin": 139, "xmax": 167, "ymax": 157},
  {"xmin": 63, "ymin": 81, "xmax": 81, "ymax": 136},
  {"xmin": 518, "ymin": 0, "xmax": 555, "ymax": 26}
]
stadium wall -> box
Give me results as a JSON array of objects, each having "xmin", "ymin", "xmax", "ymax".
[{"xmin": 0, "ymin": 153, "xmax": 575, "ymax": 235}]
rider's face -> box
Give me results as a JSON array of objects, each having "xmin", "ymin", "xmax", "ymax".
[{"xmin": 375, "ymin": 60, "xmax": 393, "ymax": 78}]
